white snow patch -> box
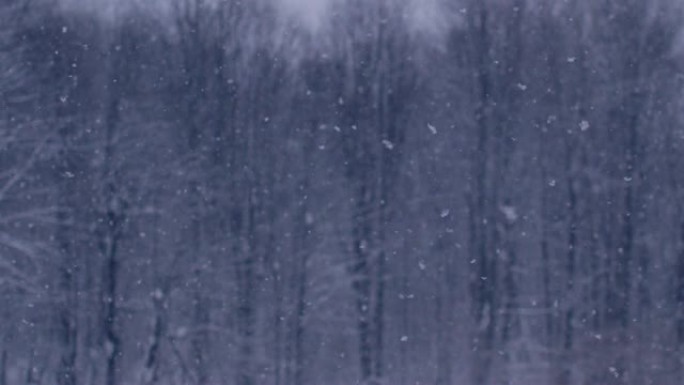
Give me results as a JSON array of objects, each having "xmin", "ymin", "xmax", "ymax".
[
  {"xmin": 609, "ymin": 367, "xmax": 619, "ymax": 378},
  {"xmin": 499, "ymin": 205, "xmax": 518, "ymax": 222}
]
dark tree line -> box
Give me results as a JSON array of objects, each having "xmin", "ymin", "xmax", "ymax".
[{"xmin": 2, "ymin": 0, "xmax": 684, "ymax": 384}]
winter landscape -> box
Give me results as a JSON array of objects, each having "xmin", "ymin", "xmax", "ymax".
[{"xmin": 1, "ymin": 0, "xmax": 684, "ymax": 384}]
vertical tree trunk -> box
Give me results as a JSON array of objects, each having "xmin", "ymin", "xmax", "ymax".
[
  {"xmin": 99, "ymin": 31, "xmax": 129, "ymax": 385},
  {"xmin": 498, "ymin": 0, "xmax": 524, "ymax": 368},
  {"xmin": 612, "ymin": 65, "xmax": 642, "ymax": 385},
  {"xmin": 538, "ymin": 129, "xmax": 554, "ymax": 352},
  {"xmin": 399, "ymin": 236, "xmax": 409, "ymax": 385},
  {"xmin": 0, "ymin": 349, "xmax": 5, "ymax": 385},
  {"xmin": 143, "ymin": 296, "xmax": 165, "ymax": 385},
  {"xmin": 292, "ymin": 205, "xmax": 310, "ymax": 385},
  {"xmin": 272, "ymin": 264, "xmax": 284, "ymax": 385},
  {"xmin": 468, "ymin": 3, "xmax": 497, "ymax": 383},
  {"xmin": 435, "ymin": 240, "xmax": 456, "ymax": 385},
  {"xmin": 190, "ymin": 226, "xmax": 210, "ymax": 385},
  {"xmin": 56, "ymin": 214, "xmax": 78, "ymax": 385},
  {"xmin": 560, "ymin": 142, "xmax": 578, "ymax": 385},
  {"xmin": 175, "ymin": 4, "xmax": 213, "ymax": 382},
  {"xmin": 235, "ymin": 238, "xmax": 255, "ymax": 385},
  {"xmin": 372, "ymin": 34, "xmax": 390, "ymax": 379},
  {"xmin": 102, "ymin": 235, "xmax": 121, "ymax": 385},
  {"xmin": 290, "ymin": 120, "xmax": 316, "ymax": 385},
  {"xmin": 667, "ymin": 116, "xmax": 684, "ymax": 379},
  {"xmin": 53, "ymin": 26, "xmax": 80, "ymax": 385},
  {"xmin": 351, "ymin": 188, "xmax": 373, "ymax": 382},
  {"xmin": 101, "ymin": 125, "xmax": 122, "ymax": 385},
  {"xmin": 234, "ymin": 107, "xmax": 257, "ymax": 385},
  {"xmin": 677, "ymin": 219, "xmax": 684, "ymax": 376}
]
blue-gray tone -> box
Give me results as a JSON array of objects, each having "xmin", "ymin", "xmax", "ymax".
[{"xmin": 1, "ymin": 1, "xmax": 683, "ymax": 384}]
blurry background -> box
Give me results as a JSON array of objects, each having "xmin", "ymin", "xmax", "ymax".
[{"xmin": 1, "ymin": 0, "xmax": 684, "ymax": 384}]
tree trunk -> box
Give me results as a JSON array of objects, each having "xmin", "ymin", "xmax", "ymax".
[
  {"xmin": 0, "ymin": 349, "xmax": 6, "ymax": 385},
  {"xmin": 351, "ymin": 186, "xmax": 373, "ymax": 382},
  {"xmin": 468, "ymin": 4, "xmax": 497, "ymax": 383},
  {"xmin": 53, "ymin": 32, "xmax": 79, "ymax": 385}
]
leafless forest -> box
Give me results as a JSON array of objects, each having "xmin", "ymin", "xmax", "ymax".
[{"xmin": 2, "ymin": 0, "xmax": 684, "ymax": 384}]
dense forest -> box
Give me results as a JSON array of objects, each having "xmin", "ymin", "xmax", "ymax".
[{"xmin": 2, "ymin": 0, "xmax": 684, "ymax": 384}]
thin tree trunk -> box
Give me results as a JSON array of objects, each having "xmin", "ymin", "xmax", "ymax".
[
  {"xmin": 399, "ymin": 237, "xmax": 409, "ymax": 385},
  {"xmin": 235, "ymin": 110, "xmax": 257, "ymax": 385},
  {"xmin": 352, "ymin": 187, "xmax": 373, "ymax": 382},
  {"xmin": 54, "ymin": 38, "xmax": 79, "ymax": 385},
  {"xmin": 538, "ymin": 130, "xmax": 554, "ymax": 351},
  {"xmin": 560, "ymin": 142, "xmax": 578, "ymax": 385},
  {"xmin": 468, "ymin": 3, "xmax": 497, "ymax": 383},
  {"xmin": 677, "ymin": 218, "xmax": 684, "ymax": 377},
  {"xmin": 101, "ymin": 36, "xmax": 126, "ymax": 385},
  {"xmin": 0, "ymin": 349, "xmax": 6, "ymax": 385},
  {"xmin": 291, "ymin": 121, "xmax": 316, "ymax": 385}
]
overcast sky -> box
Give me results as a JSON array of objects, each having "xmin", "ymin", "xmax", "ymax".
[{"xmin": 57, "ymin": 0, "xmax": 451, "ymax": 37}]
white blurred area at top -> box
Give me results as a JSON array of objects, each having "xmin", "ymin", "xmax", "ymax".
[{"xmin": 56, "ymin": 0, "xmax": 449, "ymax": 37}]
